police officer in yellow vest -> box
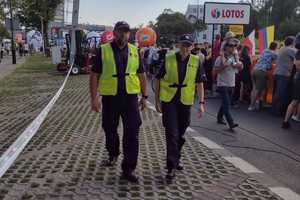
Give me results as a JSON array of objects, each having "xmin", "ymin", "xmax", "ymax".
[
  {"xmin": 90, "ymin": 21, "xmax": 148, "ymax": 183},
  {"xmin": 154, "ymin": 34, "xmax": 206, "ymax": 180}
]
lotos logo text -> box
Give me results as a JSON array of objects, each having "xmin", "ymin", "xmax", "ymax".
[
  {"xmin": 211, "ymin": 8, "xmax": 245, "ymax": 19},
  {"xmin": 211, "ymin": 9, "xmax": 221, "ymax": 19}
]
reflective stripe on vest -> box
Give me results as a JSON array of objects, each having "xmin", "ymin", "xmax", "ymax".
[
  {"xmin": 98, "ymin": 43, "xmax": 141, "ymax": 95},
  {"xmin": 159, "ymin": 53, "xmax": 199, "ymax": 105}
]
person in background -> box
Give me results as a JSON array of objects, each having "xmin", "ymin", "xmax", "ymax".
[
  {"xmin": 0, "ymin": 43, "xmax": 4, "ymax": 60},
  {"xmin": 272, "ymin": 36, "xmax": 296, "ymax": 115},
  {"xmin": 282, "ymin": 33, "xmax": 300, "ymax": 129},
  {"xmin": 291, "ymin": 103, "xmax": 300, "ymax": 122},
  {"xmin": 212, "ymin": 34, "xmax": 221, "ymax": 62},
  {"xmin": 203, "ymin": 43, "xmax": 214, "ymax": 95},
  {"xmin": 232, "ymin": 45, "xmax": 252, "ymax": 107},
  {"xmin": 214, "ymin": 41, "xmax": 243, "ymax": 131},
  {"xmin": 248, "ymin": 42, "xmax": 278, "ymax": 111}
]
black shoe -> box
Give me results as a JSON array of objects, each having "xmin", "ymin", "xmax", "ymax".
[
  {"xmin": 102, "ymin": 157, "xmax": 118, "ymax": 167},
  {"xmin": 166, "ymin": 169, "xmax": 176, "ymax": 180},
  {"xmin": 176, "ymin": 164, "xmax": 184, "ymax": 171},
  {"xmin": 281, "ymin": 121, "xmax": 290, "ymax": 129},
  {"xmin": 121, "ymin": 172, "xmax": 139, "ymax": 183},
  {"xmin": 217, "ymin": 119, "xmax": 227, "ymax": 125},
  {"xmin": 229, "ymin": 123, "xmax": 239, "ymax": 131},
  {"xmin": 165, "ymin": 164, "xmax": 184, "ymax": 170}
]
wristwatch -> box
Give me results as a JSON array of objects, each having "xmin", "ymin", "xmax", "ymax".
[
  {"xmin": 199, "ymin": 101, "xmax": 205, "ymax": 105},
  {"xmin": 142, "ymin": 95, "xmax": 148, "ymax": 99}
]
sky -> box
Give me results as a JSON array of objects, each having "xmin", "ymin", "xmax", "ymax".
[{"xmin": 79, "ymin": 0, "xmax": 240, "ymax": 28}]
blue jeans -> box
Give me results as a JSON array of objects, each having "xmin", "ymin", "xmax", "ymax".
[
  {"xmin": 217, "ymin": 87, "xmax": 234, "ymax": 126},
  {"xmin": 272, "ymin": 75, "xmax": 291, "ymax": 115}
]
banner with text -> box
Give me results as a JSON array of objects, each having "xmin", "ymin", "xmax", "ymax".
[{"xmin": 204, "ymin": 2, "xmax": 251, "ymax": 25}]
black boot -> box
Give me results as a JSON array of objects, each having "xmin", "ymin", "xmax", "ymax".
[
  {"xmin": 121, "ymin": 172, "xmax": 139, "ymax": 183},
  {"xmin": 166, "ymin": 169, "xmax": 176, "ymax": 180},
  {"xmin": 102, "ymin": 157, "xmax": 118, "ymax": 167},
  {"xmin": 217, "ymin": 119, "xmax": 227, "ymax": 125},
  {"xmin": 229, "ymin": 123, "xmax": 239, "ymax": 131}
]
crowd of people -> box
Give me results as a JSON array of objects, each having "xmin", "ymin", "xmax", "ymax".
[{"xmin": 143, "ymin": 31, "xmax": 300, "ymax": 130}]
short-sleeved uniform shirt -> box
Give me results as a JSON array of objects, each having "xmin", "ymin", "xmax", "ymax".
[
  {"xmin": 156, "ymin": 52, "xmax": 206, "ymax": 102},
  {"xmin": 92, "ymin": 41, "xmax": 145, "ymax": 95}
]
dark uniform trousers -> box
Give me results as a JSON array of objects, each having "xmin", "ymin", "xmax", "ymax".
[
  {"xmin": 102, "ymin": 95, "xmax": 142, "ymax": 173},
  {"xmin": 162, "ymin": 100, "xmax": 191, "ymax": 170}
]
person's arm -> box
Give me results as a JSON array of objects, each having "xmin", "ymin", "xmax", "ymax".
[
  {"xmin": 153, "ymin": 59, "xmax": 166, "ymax": 113},
  {"xmin": 295, "ymin": 60, "xmax": 300, "ymax": 71},
  {"xmin": 90, "ymin": 48, "xmax": 102, "ymax": 112},
  {"xmin": 196, "ymin": 60, "xmax": 206, "ymax": 118},
  {"xmin": 137, "ymin": 52, "xmax": 148, "ymax": 110},
  {"xmin": 90, "ymin": 72, "xmax": 101, "ymax": 112},
  {"xmin": 213, "ymin": 57, "xmax": 228, "ymax": 74}
]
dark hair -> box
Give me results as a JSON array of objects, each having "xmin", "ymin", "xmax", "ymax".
[
  {"xmin": 284, "ymin": 36, "xmax": 295, "ymax": 46},
  {"xmin": 269, "ymin": 42, "xmax": 278, "ymax": 50}
]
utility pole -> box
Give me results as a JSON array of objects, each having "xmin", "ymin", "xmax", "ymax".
[
  {"xmin": 40, "ymin": 16, "xmax": 45, "ymax": 55},
  {"xmin": 70, "ymin": 0, "xmax": 80, "ymax": 65},
  {"xmin": 9, "ymin": 0, "xmax": 16, "ymax": 64}
]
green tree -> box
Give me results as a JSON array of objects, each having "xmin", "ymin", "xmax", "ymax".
[
  {"xmin": 17, "ymin": 0, "xmax": 63, "ymax": 48},
  {"xmin": 153, "ymin": 9, "xmax": 196, "ymax": 47},
  {"xmin": 0, "ymin": 24, "xmax": 9, "ymax": 39},
  {"xmin": 256, "ymin": 0, "xmax": 300, "ymax": 39}
]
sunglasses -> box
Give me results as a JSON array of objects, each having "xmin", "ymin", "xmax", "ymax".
[{"xmin": 227, "ymin": 44, "xmax": 237, "ymax": 47}]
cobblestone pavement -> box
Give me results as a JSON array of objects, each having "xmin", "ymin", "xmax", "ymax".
[{"xmin": 0, "ymin": 69, "xmax": 284, "ymax": 199}]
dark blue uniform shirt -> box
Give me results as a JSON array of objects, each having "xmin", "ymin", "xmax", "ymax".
[{"xmin": 92, "ymin": 41, "xmax": 144, "ymax": 95}]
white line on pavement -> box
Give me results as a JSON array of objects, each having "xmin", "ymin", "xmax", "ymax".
[
  {"xmin": 269, "ymin": 187, "xmax": 300, "ymax": 200},
  {"xmin": 193, "ymin": 136, "xmax": 225, "ymax": 150},
  {"xmin": 223, "ymin": 156, "xmax": 263, "ymax": 174}
]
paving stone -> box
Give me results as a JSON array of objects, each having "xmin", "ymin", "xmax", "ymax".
[{"xmin": 0, "ymin": 71, "xmax": 284, "ymax": 200}]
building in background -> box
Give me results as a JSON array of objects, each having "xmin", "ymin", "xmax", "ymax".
[{"xmin": 185, "ymin": 4, "xmax": 221, "ymax": 44}]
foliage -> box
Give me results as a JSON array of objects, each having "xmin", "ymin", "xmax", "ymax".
[
  {"xmin": 16, "ymin": 0, "xmax": 63, "ymax": 47},
  {"xmin": 151, "ymin": 9, "xmax": 201, "ymax": 47},
  {"xmin": 255, "ymin": 0, "xmax": 300, "ymax": 40}
]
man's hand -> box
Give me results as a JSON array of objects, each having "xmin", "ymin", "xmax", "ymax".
[
  {"xmin": 198, "ymin": 104, "xmax": 205, "ymax": 118},
  {"xmin": 91, "ymin": 96, "xmax": 101, "ymax": 113},
  {"xmin": 155, "ymin": 100, "xmax": 162, "ymax": 113},
  {"xmin": 139, "ymin": 97, "xmax": 147, "ymax": 111}
]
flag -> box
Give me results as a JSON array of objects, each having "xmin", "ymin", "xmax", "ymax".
[
  {"xmin": 258, "ymin": 25, "xmax": 275, "ymax": 54},
  {"xmin": 243, "ymin": 30, "xmax": 256, "ymax": 56}
]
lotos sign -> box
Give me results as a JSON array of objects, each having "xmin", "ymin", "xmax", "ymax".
[{"xmin": 204, "ymin": 2, "xmax": 251, "ymax": 25}]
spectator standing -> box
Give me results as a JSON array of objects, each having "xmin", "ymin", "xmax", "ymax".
[
  {"xmin": 232, "ymin": 45, "xmax": 253, "ymax": 106},
  {"xmin": 214, "ymin": 41, "xmax": 243, "ymax": 131},
  {"xmin": 282, "ymin": 33, "xmax": 300, "ymax": 129},
  {"xmin": 272, "ymin": 36, "xmax": 296, "ymax": 115}
]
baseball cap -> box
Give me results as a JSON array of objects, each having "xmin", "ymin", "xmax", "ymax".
[
  {"xmin": 114, "ymin": 21, "xmax": 130, "ymax": 31},
  {"xmin": 178, "ymin": 34, "xmax": 194, "ymax": 44}
]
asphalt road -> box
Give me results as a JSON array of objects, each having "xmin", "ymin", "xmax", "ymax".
[{"xmin": 147, "ymin": 87, "xmax": 300, "ymax": 194}]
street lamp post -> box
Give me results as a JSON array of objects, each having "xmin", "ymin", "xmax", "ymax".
[{"xmin": 9, "ymin": 0, "xmax": 16, "ymax": 64}]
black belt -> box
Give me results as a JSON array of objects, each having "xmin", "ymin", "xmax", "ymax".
[
  {"xmin": 169, "ymin": 83, "xmax": 187, "ymax": 88},
  {"xmin": 112, "ymin": 73, "xmax": 129, "ymax": 78}
]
